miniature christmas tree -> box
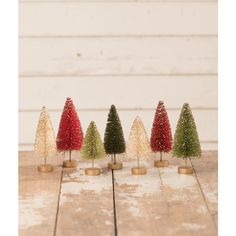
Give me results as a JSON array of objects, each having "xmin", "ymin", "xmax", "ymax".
[
  {"xmin": 34, "ymin": 106, "xmax": 57, "ymax": 172},
  {"xmin": 127, "ymin": 116, "xmax": 151, "ymax": 175},
  {"xmin": 150, "ymin": 101, "xmax": 172, "ymax": 167},
  {"xmin": 56, "ymin": 97, "xmax": 83, "ymax": 168},
  {"xmin": 104, "ymin": 105, "xmax": 126, "ymax": 170},
  {"xmin": 81, "ymin": 121, "xmax": 105, "ymax": 176},
  {"xmin": 173, "ymin": 103, "xmax": 201, "ymax": 174}
]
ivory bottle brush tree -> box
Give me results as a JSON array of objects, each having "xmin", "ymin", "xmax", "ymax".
[
  {"xmin": 127, "ymin": 116, "xmax": 151, "ymax": 175},
  {"xmin": 104, "ymin": 105, "xmax": 126, "ymax": 170},
  {"xmin": 173, "ymin": 103, "xmax": 201, "ymax": 174},
  {"xmin": 150, "ymin": 101, "xmax": 172, "ymax": 167},
  {"xmin": 56, "ymin": 98, "xmax": 83, "ymax": 168},
  {"xmin": 34, "ymin": 106, "xmax": 57, "ymax": 173},
  {"xmin": 81, "ymin": 121, "xmax": 105, "ymax": 176}
]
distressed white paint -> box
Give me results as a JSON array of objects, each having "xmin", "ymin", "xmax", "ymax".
[
  {"xmin": 60, "ymin": 165, "xmax": 112, "ymax": 205},
  {"xmin": 201, "ymin": 184, "xmax": 218, "ymax": 204},
  {"xmin": 19, "ymin": 192, "xmax": 55, "ymax": 229},
  {"xmin": 182, "ymin": 223, "xmax": 207, "ymax": 230},
  {"xmin": 159, "ymin": 166, "xmax": 197, "ymax": 189}
]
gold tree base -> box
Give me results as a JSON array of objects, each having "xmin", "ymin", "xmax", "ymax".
[
  {"xmin": 107, "ymin": 162, "xmax": 123, "ymax": 170},
  {"xmin": 154, "ymin": 160, "xmax": 169, "ymax": 168},
  {"xmin": 85, "ymin": 168, "xmax": 101, "ymax": 176},
  {"xmin": 38, "ymin": 164, "xmax": 53, "ymax": 173},
  {"xmin": 131, "ymin": 167, "xmax": 147, "ymax": 175},
  {"xmin": 178, "ymin": 166, "xmax": 193, "ymax": 174},
  {"xmin": 63, "ymin": 160, "xmax": 78, "ymax": 168}
]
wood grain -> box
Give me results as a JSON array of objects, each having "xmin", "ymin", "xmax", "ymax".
[
  {"xmin": 19, "ymin": 37, "xmax": 217, "ymax": 76},
  {"xmin": 19, "ymin": 152, "xmax": 63, "ymax": 236},
  {"xmin": 19, "ymin": 2, "xmax": 217, "ymax": 36},
  {"xmin": 112, "ymin": 153, "xmax": 217, "ymax": 235},
  {"xmin": 55, "ymin": 153, "xmax": 114, "ymax": 236},
  {"xmin": 157, "ymin": 154, "xmax": 217, "ymax": 236},
  {"xmin": 191, "ymin": 151, "xmax": 218, "ymax": 227},
  {"xmin": 19, "ymin": 76, "xmax": 217, "ymax": 109},
  {"xmin": 19, "ymin": 151, "xmax": 218, "ymax": 235}
]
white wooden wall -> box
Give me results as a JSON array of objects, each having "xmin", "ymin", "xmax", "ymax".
[{"xmin": 19, "ymin": 0, "xmax": 218, "ymax": 150}]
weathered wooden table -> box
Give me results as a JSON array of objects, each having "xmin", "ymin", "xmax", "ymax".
[{"xmin": 19, "ymin": 151, "xmax": 217, "ymax": 236}]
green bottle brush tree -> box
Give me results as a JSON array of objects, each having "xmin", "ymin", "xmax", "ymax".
[
  {"xmin": 173, "ymin": 103, "xmax": 201, "ymax": 174},
  {"xmin": 81, "ymin": 121, "xmax": 105, "ymax": 176}
]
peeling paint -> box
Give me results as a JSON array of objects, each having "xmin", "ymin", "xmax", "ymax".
[
  {"xmin": 160, "ymin": 166, "xmax": 197, "ymax": 189},
  {"xmin": 19, "ymin": 192, "xmax": 55, "ymax": 229},
  {"xmin": 182, "ymin": 223, "xmax": 207, "ymax": 230}
]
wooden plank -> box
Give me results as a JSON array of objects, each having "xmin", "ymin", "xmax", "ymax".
[
  {"xmin": 19, "ymin": 151, "xmax": 63, "ymax": 236},
  {"xmin": 19, "ymin": 76, "xmax": 217, "ymax": 109},
  {"xmin": 191, "ymin": 151, "xmax": 218, "ymax": 227},
  {"xmin": 156, "ymin": 154, "xmax": 217, "ymax": 236},
  {"xmin": 114, "ymin": 152, "xmax": 217, "ymax": 235},
  {"xmin": 113, "ymin": 159, "xmax": 163, "ymax": 235},
  {"xmin": 113, "ymin": 152, "xmax": 216, "ymax": 235},
  {"xmin": 19, "ymin": 2, "xmax": 217, "ymax": 36},
  {"xmin": 55, "ymin": 153, "xmax": 114, "ymax": 236},
  {"xmin": 20, "ymin": 0, "xmax": 218, "ymax": 3},
  {"xmin": 18, "ymin": 109, "xmax": 218, "ymax": 147},
  {"xmin": 19, "ymin": 37, "xmax": 217, "ymax": 76}
]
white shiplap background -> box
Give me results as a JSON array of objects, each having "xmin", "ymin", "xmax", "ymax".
[{"xmin": 19, "ymin": 0, "xmax": 218, "ymax": 150}]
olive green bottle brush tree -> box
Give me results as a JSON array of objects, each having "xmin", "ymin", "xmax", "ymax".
[{"xmin": 173, "ymin": 103, "xmax": 201, "ymax": 174}]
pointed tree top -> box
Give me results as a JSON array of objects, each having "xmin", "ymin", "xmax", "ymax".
[
  {"xmin": 34, "ymin": 107, "xmax": 57, "ymax": 158},
  {"xmin": 150, "ymin": 101, "xmax": 172, "ymax": 153},
  {"xmin": 104, "ymin": 104, "xmax": 126, "ymax": 154},
  {"xmin": 56, "ymin": 98, "xmax": 83, "ymax": 151},
  {"xmin": 172, "ymin": 103, "xmax": 201, "ymax": 158},
  {"xmin": 127, "ymin": 116, "xmax": 151, "ymax": 160},
  {"xmin": 81, "ymin": 121, "xmax": 105, "ymax": 161}
]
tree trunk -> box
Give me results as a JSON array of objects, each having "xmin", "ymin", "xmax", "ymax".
[
  {"xmin": 138, "ymin": 156, "xmax": 140, "ymax": 168},
  {"xmin": 185, "ymin": 158, "xmax": 187, "ymax": 166},
  {"xmin": 114, "ymin": 153, "xmax": 116, "ymax": 164},
  {"xmin": 92, "ymin": 159, "xmax": 94, "ymax": 168},
  {"xmin": 160, "ymin": 152, "xmax": 162, "ymax": 161},
  {"xmin": 69, "ymin": 150, "xmax": 72, "ymax": 162},
  {"xmin": 44, "ymin": 158, "xmax": 46, "ymax": 165}
]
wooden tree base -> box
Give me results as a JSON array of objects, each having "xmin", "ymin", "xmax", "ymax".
[
  {"xmin": 107, "ymin": 162, "xmax": 123, "ymax": 170},
  {"xmin": 38, "ymin": 164, "xmax": 53, "ymax": 173},
  {"xmin": 85, "ymin": 168, "xmax": 101, "ymax": 176},
  {"xmin": 63, "ymin": 160, "xmax": 78, "ymax": 168},
  {"xmin": 131, "ymin": 167, "xmax": 147, "ymax": 175},
  {"xmin": 178, "ymin": 166, "xmax": 193, "ymax": 174},
  {"xmin": 154, "ymin": 160, "xmax": 169, "ymax": 168}
]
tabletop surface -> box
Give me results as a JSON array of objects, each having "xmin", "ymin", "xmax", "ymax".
[{"xmin": 19, "ymin": 151, "xmax": 218, "ymax": 236}]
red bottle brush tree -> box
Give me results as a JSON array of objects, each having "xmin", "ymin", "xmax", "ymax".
[
  {"xmin": 56, "ymin": 97, "xmax": 83, "ymax": 167},
  {"xmin": 150, "ymin": 101, "xmax": 172, "ymax": 167}
]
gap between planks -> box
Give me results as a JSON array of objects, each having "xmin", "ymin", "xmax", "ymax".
[
  {"xmin": 190, "ymin": 159, "xmax": 217, "ymax": 230},
  {"xmin": 53, "ymin": 167, "xmax": 64, "ymax": 236}
]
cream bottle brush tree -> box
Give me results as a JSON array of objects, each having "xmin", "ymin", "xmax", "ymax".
[
  {"xmin": 81, "ymin": 121, "xmax": 105, "ymax": 176},
  {"xmin": 34, "ymin": 106, "xmax": 57, "ymax": 172},
  {"xmin": 127, "ymin": 116, "xmax": 151, "ymax": 175}
]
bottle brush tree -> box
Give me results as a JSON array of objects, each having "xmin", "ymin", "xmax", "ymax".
[
  {"xmin": 81, "ymin": 121, "xmax": 105, "ymax": 175},
  {"xmin": 173, "ymin": 103, "xmax": 201, "ymax": 174},
  {"xmin": 127, "ymin": 116, "xmax": 151, "ymax": 175},
  {"xmin": 150, "ymin": 101, "xmax": 172, "ymax": 167},
  {"xmin": 104, "ymin": 105, "xmax": 126, "ymax": 169},
  {"xmin": 34, "ymin": 106, "xmax": 57, "ymax": 172},
  {"xmin": 56, "ymin": 97, "xmax": 83, "ymax": 167}
]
